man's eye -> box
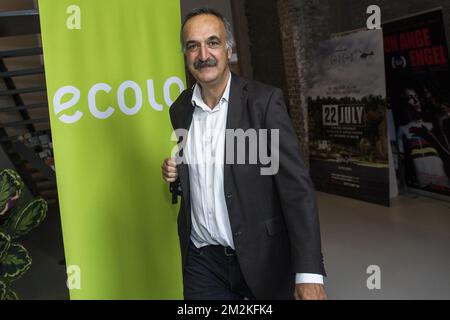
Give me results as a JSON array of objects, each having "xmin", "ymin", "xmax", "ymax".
[
  {"xmin": 186, "ymin": 43, "xmax": 198, "ymax": 51},
  {"xmin": 208, "ymin": 41, "xmax": 220, "ymax": 48}
]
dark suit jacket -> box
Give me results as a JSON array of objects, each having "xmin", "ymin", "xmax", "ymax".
[{"xmin": 169, "ymin": 74, "xmax": 325, "ymax": 299}]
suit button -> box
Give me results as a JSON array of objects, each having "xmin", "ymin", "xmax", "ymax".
[
  {"xmin": 234, "ymin": 231, "xmax": 242, "ymax": 237},
  {"xmin": 226, "ymin": 193, "xmax": 233, "ymax": 199}
]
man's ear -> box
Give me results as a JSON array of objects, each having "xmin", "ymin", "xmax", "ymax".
[{"xmin": 227, "ymin": 47, "xmax": 232, "ymax": 60}]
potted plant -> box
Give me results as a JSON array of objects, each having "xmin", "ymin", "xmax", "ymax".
[{"xmin": 0, "ymin": 169, "xmax": 47, "ymax": 300}]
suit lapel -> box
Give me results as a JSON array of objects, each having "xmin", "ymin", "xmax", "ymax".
[
  {"xmin": 226, "ymin": 74, "xmax": 248, "ymax": 131},
  {"xmin": 177, "ymin": 88, "xmax": 194, "ymax": 224},
  {"xmin": 224, "ymin": 74, "xmax": 248, "ymax": 190},
  {"xmin": 179, "ymin": 88, "xmax": 195, "ymax": 131}
]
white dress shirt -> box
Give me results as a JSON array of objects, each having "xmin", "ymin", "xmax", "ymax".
[{"xmin": 184, "ymin": 73, "xmax": 323, "ymax": 285}]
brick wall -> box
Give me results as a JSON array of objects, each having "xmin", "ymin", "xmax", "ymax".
[
  {"xmin": 276, "ymin": 0, "xmax": 335, "ymax": 160},
  {"xmin": 244, "ymin": 0, "xmax": 287, "ymax": 92}
]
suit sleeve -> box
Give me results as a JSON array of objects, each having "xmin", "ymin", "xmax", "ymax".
[{"xmin": 264, "ymin": 88, "xmax": 326, "ymax": 276}]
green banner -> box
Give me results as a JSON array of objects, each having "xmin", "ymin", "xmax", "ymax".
[{"xmin": 39, "ymin": 0, "xmax": 185, "ymax": 299}]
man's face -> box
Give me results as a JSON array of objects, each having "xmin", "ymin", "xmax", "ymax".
[
  {"xmin": 403, "ymin": 89, "xmax": 422, "ymax": 112},
  {"xmin": 182, "ymin": 14, "xmax": 232, "ymax": 85}
]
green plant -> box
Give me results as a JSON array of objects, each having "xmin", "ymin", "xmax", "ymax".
[{"xmin": 0, "ymin": 169, "xmax": 47, "ymax": 300}]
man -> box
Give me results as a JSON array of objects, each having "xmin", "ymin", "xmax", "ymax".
[{"xmin": 162, "ymin": 8, "xmax": 326, "ymax": 300}]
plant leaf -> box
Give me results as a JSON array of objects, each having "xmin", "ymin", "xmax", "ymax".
[
  {"xmin": 0, "ymin": 243, "xmax": 32, "ymax": 282},
  {"xmin": 0, "ymin": 169, "xmax": 24, "ymax": 218},
  {"xmin": 1, "ymin": 169, "xmax": 24, "ymax": 189},
  {"xmin": 0, "ymin": 230, "xmax": 11, "ymax": 262},
  {"xmin": 0, "ymin": 281, "xmax": 6, "ymax": 300},
  {"xmin": 0, "ymin": 175, "xmax": 13, "ymax": 215},
  {"xmin": 6, "ymin": 289, "xmax": 18, "ymax": 300},
  {"xmin": 11, "ymin": 198, "xmax": 47, "ymax": 239}
]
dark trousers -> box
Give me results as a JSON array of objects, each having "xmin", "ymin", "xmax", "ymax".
[{"xmin": 183, "ymin": 241, "xmax": 255, "ymax": 300}]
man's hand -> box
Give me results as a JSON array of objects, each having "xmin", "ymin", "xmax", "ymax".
[
  {"xmin": 161, "ymin": 158, "xmax": 178, "ymax": 183},
  {"xmin": 294, "ymin": 283, "xmax": 327, "ymax": 300}
]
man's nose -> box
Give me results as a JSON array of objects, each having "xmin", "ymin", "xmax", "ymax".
[{"xmin": 199, "ymin": 43, "xmax": 209, "ymax": 61}]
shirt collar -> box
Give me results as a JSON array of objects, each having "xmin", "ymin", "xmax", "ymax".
[{"xmin": 191, "ymin": 72, "xmax": 232, "ymax": 111}]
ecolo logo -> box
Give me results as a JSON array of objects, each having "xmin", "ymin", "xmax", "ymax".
[{"xmin": 52, "ymin": 76, "xmax": 185, "ymax": 124}]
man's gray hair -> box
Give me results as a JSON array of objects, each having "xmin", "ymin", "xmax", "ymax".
[{"xmin": 180, "ymin": 7, "xmax": 235, "ymax": 53}]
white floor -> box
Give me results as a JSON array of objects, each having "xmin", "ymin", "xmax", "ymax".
[
  {"xmin": 318, "ymin": 191, "xmax": 450, "ymax": 300},
  {"xmin": 13, "ymin": 191, "xmax": 450, "ymax": 300}
]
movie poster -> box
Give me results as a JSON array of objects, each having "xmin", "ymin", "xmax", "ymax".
[
  {"xmin": 383, "ymin": 9, "xmax": 450, "ymax": 198},
  {"xmin": 307, "ymin": 29, "xmax": 390, "ymax": 206}
]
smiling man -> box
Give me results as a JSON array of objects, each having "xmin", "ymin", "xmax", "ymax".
[{"xmin": 162, "ymin": 8, "xmax": 327, "ymax": 300}]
